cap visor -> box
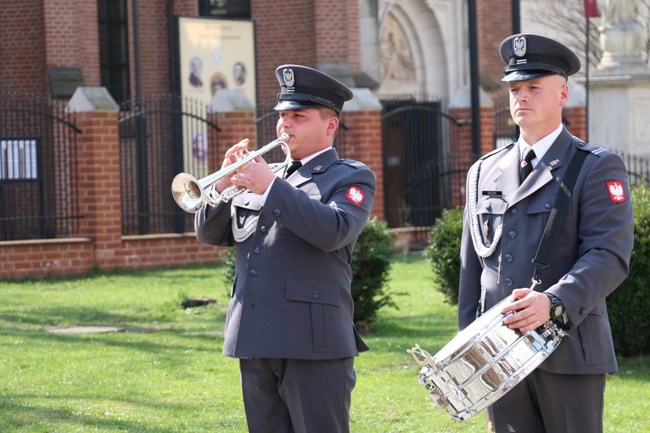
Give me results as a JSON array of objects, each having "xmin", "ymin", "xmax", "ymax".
[
  {"xmin": 274, "ymin": 100, "xmax": 328, "ymax": 111},
  {"xmin": 501, "ymin": 70, "xmax": 557, "ymax": 82}
]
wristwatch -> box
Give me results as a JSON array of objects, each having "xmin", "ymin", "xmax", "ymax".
[{"xmin": 546, "ymin": 293, "xmax": 565, "ymax": 320}]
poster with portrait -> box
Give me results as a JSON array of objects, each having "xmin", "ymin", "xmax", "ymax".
[{"xmin": 178, "ymin": 17, "xmax": 256, "ymax": 175}]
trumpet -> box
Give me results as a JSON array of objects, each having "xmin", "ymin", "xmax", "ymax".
[{"xmin": 171, "ymin": 133, "xmax": 291, "ymax": 213}]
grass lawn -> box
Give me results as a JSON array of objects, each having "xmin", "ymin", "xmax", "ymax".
[{"xmin": 1, "ymin": 254, "xmax": 648, "ymax": 432}]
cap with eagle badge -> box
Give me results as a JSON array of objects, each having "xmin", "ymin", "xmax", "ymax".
[
  {"xmin": 274, "ymin": 64, "xmax": 353, "ymax": 114},
  {"xmin": 499, "ymin": 33, "xmax": 581, "ymax": 82}
]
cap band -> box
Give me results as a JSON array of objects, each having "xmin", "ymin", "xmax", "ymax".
[
  {"xmin": 505, "ymin": 54, "xmax": 569, "ymax": 76},
  {"xmin": 276, "ymin": 92, "xmax": 339, "ymax": 111}
]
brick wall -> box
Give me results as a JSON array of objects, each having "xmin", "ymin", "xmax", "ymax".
[
  {"xmin": 564, "ymin": 106, "xmax": 587, "ymax": 143},
  {"xmin": 0, "ymin": 0, "xmax": 47, "ymax": 93},
  {"xmin": 450, "ymin": 106, "xmax": 496, "ymax": 207},
  {"xmin": 43, "ymin": 0, "xmax": 101, "ymax": 86},
  {"xmin": 477, "ymin": 0, "xmax": 514, "ymax": 87},
  {"xmin": 252, "ymin": 1, "xmax": 317, "ymax": 103},
  {"xmin": 340, "ymin": 110, "xmax": 384, "ymax": 220},
  {"xmin": 135, "ymin": 1, "xmax": 173, "ymax": 96}
]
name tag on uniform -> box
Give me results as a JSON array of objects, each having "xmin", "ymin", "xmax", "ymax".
[{"xmin": 482, "ymin": 190, "xmax": 502, "ymax": 196}]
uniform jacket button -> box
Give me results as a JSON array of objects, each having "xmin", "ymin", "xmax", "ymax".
[
  {"xmin": 505, "ymin": 253, "xmax": 513, "ymax": 263},
  {"xmin": 579, "ymin": 307, "xmax": 587, "ymax": 316},
  {"xmin": 253, "ymin": 246, "xmax": 261, "ymax": 254},
  {"xmin": 260, "ymin": 225, "xmax": 267, "ymax": 233},
  {"xmin": 508, "ymin": 230, "xmax": 517, "ymax": 239},
  {"xmin": 505, "ymin": 277, "xmax": 513, "ymax": 286},
  {"xmin": 313, "ymin": 291, "xmax": 319, "ymax": 299},
  {"xmin": 510, "ymin": 208, "xmax": 518, "ymax": 216},
  {"xmin": 249, "ymin": 269, "xmax": 257, "ymax": 276},
  {"xmin": 273, "ymin": 208, "xmax": 281, "ymax": 217}
]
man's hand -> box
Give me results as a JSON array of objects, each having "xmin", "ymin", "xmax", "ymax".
[
  {"xmin": 214, "ymin": 139, "xmax": 250, "ymax": 193},
  {"xmin": 230, "ymin": 155, "xmax": 275, "ymax": 195},
  {"xmin": 501, "ymin": 288, "xmax": 551, "ymax": 333}
]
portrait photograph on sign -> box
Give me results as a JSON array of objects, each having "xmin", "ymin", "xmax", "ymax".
[{"xmin": 178, "ymin": 16, "xmax": 256, "ymax": 175}]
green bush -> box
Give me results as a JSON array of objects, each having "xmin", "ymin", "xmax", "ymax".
[
  {"xmin": 351, "ymin": 218, "xmax": 396, "ymax": 325},
  {"xmin": 424, "ymin": 206, "xmax": 464, "ymax": 305},
  {"xmin": 221, "ymin": 217, "xmax": 396, "ymax": 326},
  {"xmin": 220, "ymin": 247, "xmax": 236, "ymax": 297},
  {"xmin": 607, "ymin": 185, "xmax": 650, "ymax": 357}
]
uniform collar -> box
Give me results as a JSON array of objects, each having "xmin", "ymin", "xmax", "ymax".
[
  {"xmin": 518, "ymin": 123, "xmax": 564, "ymax": 168},
  {"xmin": 296, "ymin": 146, "xmax": 332, "ymax": 165}
]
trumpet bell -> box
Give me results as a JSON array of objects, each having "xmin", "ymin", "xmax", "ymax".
[
  {"xmin": 171, "ymin": 173, "xmax": 204, "ymax": 213},
  {"xmin": 170, "ymin": 133, "xmax": 291, "ymax": 214}
]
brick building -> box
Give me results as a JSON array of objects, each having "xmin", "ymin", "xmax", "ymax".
[{"xmin": 0, "ymin": 0, "xmax": 586, "ymax": 279}]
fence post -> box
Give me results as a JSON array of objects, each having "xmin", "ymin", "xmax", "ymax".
[
  {"xmin": 67, "ymin": 87, "xmax": 123, "ymax": 271},
  {"xmin": 449, "ymin": 87, "xmax": 495, "ymax": 207},
  {"xmin": 208, "ymin": 89, "xmax": 257, "ymax": 173},
  {"xmin": 341, "ymin": 88, "xmax": 384, "ymax": 220}
]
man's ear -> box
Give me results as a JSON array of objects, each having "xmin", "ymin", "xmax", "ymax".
[
  {"xmin": 558, "ymin": 76, "xmax": 570, "ymax": 107},
  {"xmin": 326, "ymin": 115, "xmax": 340, "ymax": 136}
]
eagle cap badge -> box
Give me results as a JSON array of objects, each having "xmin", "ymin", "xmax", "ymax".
[
  {"xmin": 513, "ymin": 36, "xmax": 527, "ymax": 58},
  {"xmin": 283, "ymin": 68, "xmax": 295, "ymax": 93}
]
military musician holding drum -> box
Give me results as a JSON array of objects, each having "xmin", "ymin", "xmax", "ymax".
[{"xmin": 457, "ymin": 34, "xmax": 634, "ymax": 432}]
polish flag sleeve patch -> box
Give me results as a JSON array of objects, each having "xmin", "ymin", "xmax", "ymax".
[
  {"xmin": 606, "ymin": 180, "xmax": 626, "ymax": 203},
  {"xmin": 346, "ymin": 186, "xmax": 365, "ymax": 206}
]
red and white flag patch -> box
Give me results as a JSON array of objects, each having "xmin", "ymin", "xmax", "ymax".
[
  {"xmin": 346, "ymin": 186, "xmax": 365, "ymax": 206},
  {"xmin": 606, "ymin": 180, "xmax": 626, "ymax": 203}
]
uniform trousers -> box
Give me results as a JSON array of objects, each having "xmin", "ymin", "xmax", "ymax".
[
  {"xmin": 487, "ymin": 368, "xmax": 605, "ymax": 433},
  {"xmin": 240, "ymin": 357, "xmax": 356, "ymax": 433}
]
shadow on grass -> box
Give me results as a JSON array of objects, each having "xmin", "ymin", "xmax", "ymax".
[
  {"xmin": 0, "ymin": 303, "xmax": 226, "ymax": 328},
  {"xmin": 0, "ymin": 393, "xmax": 239, "ymax": 433},
  {"xmin": 358, "ymin": 312, "xmax": 458, "ymax": 358},
  {"xmin": 0, "ymin": 327, "xmax": 220, "ymax": 356},
  {"xmin": 0, "ymin": 302, "xmax": 227, "ymax": 356}
]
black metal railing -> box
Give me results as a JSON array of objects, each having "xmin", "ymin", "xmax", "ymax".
[
  {"xmin": 0, "ymin": 91, "xmax": 81, "ymax": 241},
  {"xmin": 618, "ymin": 151, "xmax": 650, "ymax": 187},
  {"xmin": 381, "ymin": 98, "xmax": 468, "ymax": 227},
  {"xmin": 119, "ymin": 94, "xmax": 220, "ymax": 235}
]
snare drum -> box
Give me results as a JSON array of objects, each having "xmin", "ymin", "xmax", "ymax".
[{"xmin": 407, "ymin": 296, "xmax": 564, "ymax": 421}]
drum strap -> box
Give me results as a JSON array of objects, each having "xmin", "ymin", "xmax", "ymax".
[{"xmin": 530, "ymin": 149, "xmax": 589, "ymax": 286}]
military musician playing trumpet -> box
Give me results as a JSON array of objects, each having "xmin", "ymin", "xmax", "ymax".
[{"xmin": 194, "ymin": 64, "xmax": 376, "ymax": 433}]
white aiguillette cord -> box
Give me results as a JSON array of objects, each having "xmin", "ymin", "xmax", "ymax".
[{"xmin": 467, "ymin": 160, "xmax": 502, "ymax": 258}]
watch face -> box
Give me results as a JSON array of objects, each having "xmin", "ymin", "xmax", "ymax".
[{"xmin": 553, "ymin": 304, "xmax": 565, "ymax": 319}]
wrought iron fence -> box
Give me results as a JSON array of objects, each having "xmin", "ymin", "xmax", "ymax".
[
  {"xmin": 381, "ymin": 98, "xmax": 469, "ymax": 227},
  {"xmin": 118, "ymin": 94, "xmax": 220, "ymax": 235},
  {"xmin": 618, "ymin": 151, "xmax": 650, "ymax": 187},
  {"xmin": 0, "ymin": 91, "xmax": 81, "ymax": 241}
]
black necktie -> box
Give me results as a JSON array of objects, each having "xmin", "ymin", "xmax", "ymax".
[
  {"xmin": 284, "ymin": 160, "xmax": 302, "ymax": 178},
  {"xmin": 520, "ymin": 147, "xmax": 536, "ymax": 183}
]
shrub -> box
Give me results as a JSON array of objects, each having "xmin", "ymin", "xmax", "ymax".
[
  {"xmin": 220, "ymin": 247, "xmax": 236, "ymax": 297},
  {"xmin": 607, "ymin": 185, "xmax": 650, "ymax": 357},
  {"xmin": 221, "ymin": 217, "xmax": 396, "ymax": 326},
  {"xmin": 351, "ymin": 217, "xmax": 396, "ymax": 326},
  {"xmin": 424, "ymin": 206, "xmax": 464, "ymax": 305}
]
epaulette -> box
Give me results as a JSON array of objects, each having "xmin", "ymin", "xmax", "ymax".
[
  {"xmin": 574, "ymin": 139, "xmax": 607, "ymax": 157},
  {"xmin": 338, "ymin": 158, "xmax": 367, "ymax": 169}
]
